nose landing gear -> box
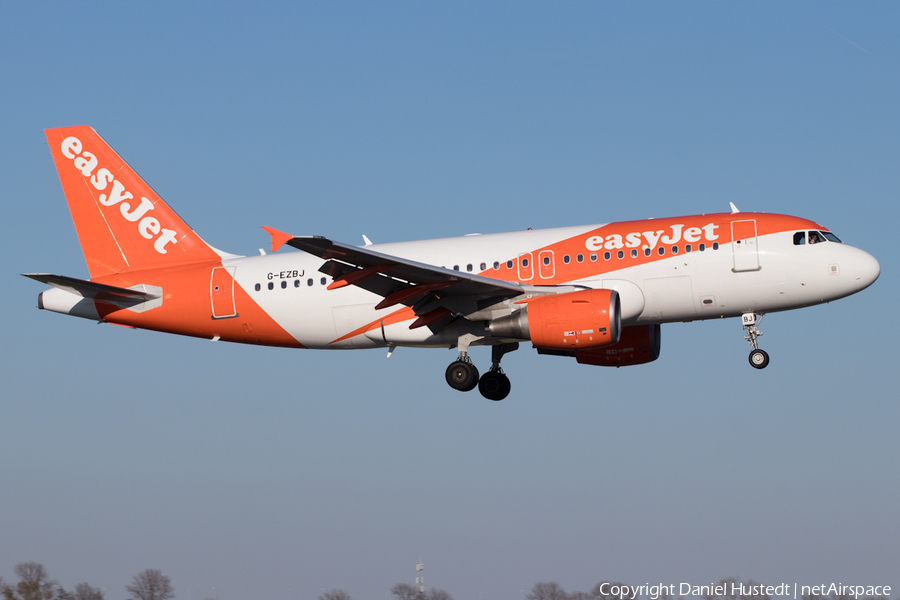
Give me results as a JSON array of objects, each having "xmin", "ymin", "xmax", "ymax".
[
  {"xmin": 445, "ymin": 340, "xmax": 518, "ymax": 400},
  {"xmin": 742, "ymin": 312, "xmax": 769, "ymax": 369}
]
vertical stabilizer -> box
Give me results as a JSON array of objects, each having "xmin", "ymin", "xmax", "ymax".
[{"xmin": 45, "ymin": 126, "xmax": 221, "ymax": 278}]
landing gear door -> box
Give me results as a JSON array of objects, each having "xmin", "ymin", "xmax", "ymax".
[
  {"xmin": 211, "ymin": 266, "xmax": 238, "ymax": 319},
  {"xmin": 731, "ymin": 219, "xmax": 760, "ymax": 272}
]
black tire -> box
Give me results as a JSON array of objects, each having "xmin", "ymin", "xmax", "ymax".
[
  {"xmin": 478, "ymin": 371, "xmax": 511, "ymax": 401},
  {"xmin": 749, "ymin": 349, "xmax": 769, "ymax": 369},
  {"xmin": 446, "ymin": 360, "xmax": 479, "ymax": 391}
]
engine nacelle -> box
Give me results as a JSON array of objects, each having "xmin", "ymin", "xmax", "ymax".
[
  {"xmin": 487, "ymin": 288, "xmax": 621, "ymax": 350},
  {"xmin": 574, "ymin": 324, "xmax": 661, "ymax": 367}
]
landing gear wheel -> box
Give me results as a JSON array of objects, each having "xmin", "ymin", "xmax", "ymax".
[
  {"xmin": 749, "ymin": 349, "xmax": 769, "ymax": 369},
  {"xmin": 478, "ymin": 371, "xmax": 511, "ymax": 401},
  {"xmin": 446, "ymin": 360, "xmax": 479, "ymax": 391}
]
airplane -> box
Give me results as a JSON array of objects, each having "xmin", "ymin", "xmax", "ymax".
[{"xmin": 25, "ymin": 126, "xmax": 881, "ymax": 400}]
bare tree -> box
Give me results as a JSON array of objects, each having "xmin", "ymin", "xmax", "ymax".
[
  {"xmin": 425, "ymin": 590, "xmax": 452, "ymax": 600},
  {"xmin": 71, "ymin": 585, "xmax": 103, "ymax": 600},
  {"xmin": 125, "ymin": 570, "xmax": 174, "ymax": 600},
  {"xmin": 569, "ymin": 593, "xmax": 592, "ymax": 600},
  {"xmin": 319, "ymin": 591, "xmax": 352, "ymax": 600},
  {"xmin": 2, "ymin": 563, "xmax": 60, "ymax": 600},
  {"xmin": 527, "ymin": 582, "xmax": 568, "ymax": 600},
  {"xmin": 391, "ymin": 584, "xmax": 421, "ymax": 600}
]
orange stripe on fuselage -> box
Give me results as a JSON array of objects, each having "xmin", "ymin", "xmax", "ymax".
[
  {"xmin": 328, "ymin": 306, "xmax": 417, "ymax": 345},
  {"xmin": 92, "ymin": 262, "xmax": 304, "ymax": 348},
  {"xmin": 474, "ymin": 212, "xmax": 824, "ymax": 285}
]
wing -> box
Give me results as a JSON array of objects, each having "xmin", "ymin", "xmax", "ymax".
[{"xmin": 285, "ymin": 235, "xmax": 525, "ymax": 331}]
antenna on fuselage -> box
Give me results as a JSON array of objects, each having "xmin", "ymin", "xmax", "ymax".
[{"xmin": 729, "ymin": 202, "xmax": 740, "ymax": 214}]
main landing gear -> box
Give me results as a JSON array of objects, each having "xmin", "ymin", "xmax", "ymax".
[
  {"xmin": 742, "ymin": 312, "xmax": 769, "ymax": 369},
  {"xmin": 445, "ymin": 341, "xmax": 518, "ymax": 400}
]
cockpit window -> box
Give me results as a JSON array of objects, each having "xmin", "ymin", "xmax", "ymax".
[
  {"xmin": 808, "ymin": 231, "xmax": 823, "ymax": 244},
  {"xmin": 821, "ymin": 231, "xmax": 842, "ymax": 243},
  {"xmin": 793, "ymin": 232, "xmax": 806, "ymax": 245}
]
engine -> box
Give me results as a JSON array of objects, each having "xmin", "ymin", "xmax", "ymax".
[
  {"xmin": 573, "ymin": 324, "xmax": 661, "ymax": 367},
  {"xmin": 487, "ymin": 288, "xmax": 621, "ymax": 350}
]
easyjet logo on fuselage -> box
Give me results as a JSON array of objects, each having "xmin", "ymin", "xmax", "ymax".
[
  {"xmin": 584, "ymin": 222, "xmax": 720, "ymax": 251},
  {"xmin": 60, "ymin": 136, "xmax": 178, "ymax": 254}
]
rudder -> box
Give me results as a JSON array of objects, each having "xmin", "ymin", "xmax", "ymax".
[{"xmin": 45, "ymin": 126, "xmax": 221, "ymax": 278}]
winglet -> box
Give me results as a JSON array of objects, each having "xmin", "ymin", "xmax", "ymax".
[
  {"xmin": 262, "ymin": 226, "xmax": 294, "ymax": 252},
  {"xmin": 729, "ymin": 202, "xmax": 740, "ymax": 214}
]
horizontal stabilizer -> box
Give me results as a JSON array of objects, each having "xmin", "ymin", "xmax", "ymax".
[{"xmin": 22, "ymin": 273, "xmax": 157, "ymax": 300}]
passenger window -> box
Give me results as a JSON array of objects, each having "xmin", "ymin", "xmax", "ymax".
[
  {"xmin": 685, "ymin": 244, "xmax": 692, "ymax": 253},
  {"xmin": 453, "ymin": 265, "xmax": 459, "ymax": 271},
  {"xmin": 543, "ymin": 256, "xmax": 551, "ymax": 266},
  {"xmin": 793, "ymin": 231, "xmax": 806, "ymax": 245},
  {"xmin": 658, "ymin": 247, "xmax": 665, "ymax": 255},
  {"xmin": 493, "ymin": 261, "xmax": 500, "ymax": 269},
  {"xmin": 294, "ymin": 280, "xmax": 300, "ymax": 287},
  {"xmin": 630, "ymin": 249, "xmax": 637, "ymax": 258},
  {"xmin": 320, "ymin": 277, "xmax": 326, "ymax": 285},
  {"xmin": 480, "ymin": 262, "xmax": 486, "ymax": 270},
  {"xmin": 268, "ymin": 282, "xmax": 274, "ymax": 290},
  {"xmin": 712, "ymin": 242, "xmax": 719, "ymax": 250},
  {"xmin": 563, "ymin": 255, "xmax": 570, "ymax": 264},
  {"xmin": 255, "ymin": 283, "xmax": 261, "ymax": 291},
  {"xmin": 699, "ymin": 243, "xmax": 706, "ymax": 251},
  {"xmin": 307, "ymin": 279, "xmax": 313, "ymax": 286},
  {"xmin": 466, "ymin": 264, "xmax": 473, "ymax": 272},
  {"xmin": 644, "ymin": 248, "xmax": 651, "ymax": 257},
  {"xmin": 506, "ymin": 260, "xmax": 513, "ymax": 269},
  {"xmin": 577, "ymin": 254, "xmax": 584, "ymax": 263},
  {"xmin": 281, "ymin": 281, "xmax": 287, "ymax": 289},
  {"xmin": 521, "ymin": 258, "xmax": 529, "ymax": 267},
  {"xmin": 617, "ymin": 250, "xmax": 624, "ymax": 259},
  {"xmin": 590, "ymin": 253, "xmax": 597, "ymax": 262},
  {"xmin": 604, "ymin": 251, "xmax": 611, "ymax": 260},
  {"xmin": 672, "ymin": 246, "xmax": 678, "ymax": 255}
]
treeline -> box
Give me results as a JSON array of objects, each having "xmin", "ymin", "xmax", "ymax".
[
  {"xmin": 1, "ymin": 564, "xmax": 454, "ymax": 600},
  {"xmin": 1, "ymin": 563, "xmax": 173, "ymax": 600},
  {"xmin": 3, "ymin": 566, "xmax": 894, "ymax": 600}
]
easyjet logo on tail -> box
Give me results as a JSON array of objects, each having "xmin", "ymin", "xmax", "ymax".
[{"xmin": 60, "ymin": 136, "xmax": 178, "ymax": 254}]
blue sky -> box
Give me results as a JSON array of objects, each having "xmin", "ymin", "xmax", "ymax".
[{"xmin": 1, "ymin": 3, "xmax": 898, "ymax": 600}]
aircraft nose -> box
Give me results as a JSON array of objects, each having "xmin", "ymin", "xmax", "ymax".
[{"xmin": 853, "ymin": 248, "xmax": 880, "ymax": 292}]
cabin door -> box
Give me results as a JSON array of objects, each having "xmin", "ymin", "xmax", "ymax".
[
  {"xmin": 211, "ymin": 266, "xmax": 238, "ymax": 319},
  {"xmin": 731, "ymin": 219, "xmax": 760, "ymax": 272}
]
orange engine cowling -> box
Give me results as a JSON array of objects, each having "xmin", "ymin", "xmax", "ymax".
[
  {"xmin": 574, "ymin": 324, "xmax": 661, "ymax": 367},
  {"xmin": 487, "ymin": 289, "xmax": 621, "ymax": 350}
]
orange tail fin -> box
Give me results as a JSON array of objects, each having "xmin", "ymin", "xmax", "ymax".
[{"xmin": 45, "ymin": 126, "xmax": 221, "ymax": 278}]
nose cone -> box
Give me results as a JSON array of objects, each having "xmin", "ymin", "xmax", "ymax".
[{"xmin": 853, "ymin": 248, "xmax": 880, "ymax": 292}]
